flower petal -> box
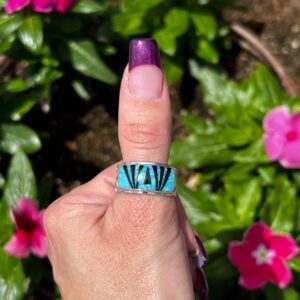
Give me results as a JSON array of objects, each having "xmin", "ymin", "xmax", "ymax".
[
  {"xmin": 239, "ymin": 264, "xmax": 271, "ymax": 290},
  {"xmin": 269, "ymin": 257, "xmax": 292, "ymax": 288},
  {"xmin": 291, "ymin": 112, "xmax": 300, "ymax": 132},
  {"xmin": 18, "ymin": 198, "xmax": 38, "ymax": 217},
  {"xmin": 37, "ymin": 210, "xmax": 45, "ymax": 228},
  {"xmin": 4, "ymin": 0, "xmax": 30, "ymax": 13},
  {"xmin": 55, "ymin": 0, "xmax": 76, "ymax": 13},
  {"xmin": 280, "ymin": 140, "xmax": 300, "ymax": 167},
  {"xmin": 228, "ymin": 242, "xmax": 256, "ymax": 271},
  {"xmin": 31, "ymin": 0, "xmax": 56, "ymax": 12},
  {"xmin": 279, "ymin": 159, "xmax": 300, "ymax": 168},
  {"xmin": 269, "ymin": 234, "xmax": 299, "ymax": 259},
  {"xmin": 264, "ymin": 134, "xmax": 286, "ymax": 160},
  {"xmin": 4, "ymin": 230, "xmax": 31, "ymax": 258},
  {"xmin": 12, "ymin": 198, "xmax": 39, "ymax": 230},
  {"xmin": 31, "ymin": 228, "xmax": 47, "ymax": 257},
  {"xmin": 263, "ymin": 106, "xmax": 291, "ymax": 134},
  {"xmin": 244, "ymin": 222, "xmax": 272, "ymax": 245}
]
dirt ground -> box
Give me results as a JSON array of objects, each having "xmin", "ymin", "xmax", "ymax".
[{"xmin": 26, "ymin": 0, "xmax": 300, "ymax": 198}]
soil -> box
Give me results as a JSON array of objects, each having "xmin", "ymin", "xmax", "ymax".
[{"xmin": 25, "ymin": 0, "xmax": 300, "ymax": 199}]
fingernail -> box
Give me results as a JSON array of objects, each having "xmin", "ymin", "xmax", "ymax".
[
  {"xmin": 194, "ymin": 269, "xmax": 209, "ymax": 300},
  {"xmin": 193, "ymin": 233, "xmax": 208, "ymax": 268},
  {"xmin": 128, "ymin": 38, "xmax": 163, "ymax": 100}
]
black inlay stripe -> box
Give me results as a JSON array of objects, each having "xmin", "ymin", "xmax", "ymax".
[
  {"xmin": 153, "ymin": 166, "xmax": 159, "ymax": 190},
  {"xmin": 136, "ymin": 164, "xmax": 144, "ymax": 188},
  {"xmin": 130, "ymin": 165, "xmax": 136, "ymax": 189},
  {"xmin": 143, "ymin": 167, "xmax": 151, "ymax": 185},
  {"xmin": 123, "ymin": 166, "xmax": 133, "ymax": 188},
  {"xmin": 160, "ymin": 168, "xmax": 172, "ymax": 191},
  {"xmin": 158, "ymin": 166, "xmax": 165, "ymax": 190}
]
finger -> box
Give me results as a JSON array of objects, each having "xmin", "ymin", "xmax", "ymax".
[
  {"xmin": 176, "ymin": 197, "xmax": 208, "ymax": 268},
  {"xmin": 175, "ymin": 196, "xmax": 196, "ymax": 253},
  {"xmin": 118, "ymin": 38, "xmax": 171, "ymax": 163}
]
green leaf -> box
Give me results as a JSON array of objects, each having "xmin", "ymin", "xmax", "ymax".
[
  {"xmin": 283, "ymin": 288, "xmax": 299, "ymax": 300},
  {"xmin": 32, "ymin": 67, "xmax": 63, "ymax": 85},
  {"xmin": 72, "ymin": 79, "xmax": 92, "ymax": 101},
  {"xmin": 66, "ymin": 39, "xmax": 117, "ymax": 84},
  {"xmin": 260, "ymin": 175, "xmax": 297, "ymax": 233},
  {"xmin": 235, "ymin": 178, "xmax": 262, "ymax": 224},
  {"xmin": 0, "ymin": 35, "xmax": 15, "ymax": 53},
  {"xmin": 170, "ymin": 134, "xmax": 234, "ymax": 168},
  {"xmin": 164, "ymin": 8, "xmax": 189, "ymax": 37},
  {"xmin": 0, "ymin": 200, "xmax": 13, "ymax": 245},
  {"xmin": 243, "ymin": 64, "xmax": 289, "ymax": 110},
  {"xmin": 234, "ymin": 139, "xmax": 269, "ymax": 163},
  {"xmin": 177, "ymin": 181, "xmax": 214, "ymax": 226},
  {"xmin": 0, "ymin": 172, "xmax": 4, "ymax": 189},
  {"xmin": 0, "ymin": 248, "xmax": 28, "ymax": 300},
  {"xmin": 122, "ymin": 0, "xmax": 163, "ymax": 11},
  {"xmin": 162, "ymin": 57, "xmax": 183, "ymax": 84},
  {"xmin": 182, "ymin": 114, "xmax": 209, "ymax": 134},
  {"xmin": 222, "ymin": 125, "xmax": 261, "ymax": 147},
  {"xmin": 18, "ymin": 15, "xmax": 43, "ymax": 53},
  {"xmin": 71, "ymin": 0, "xmax": 104, "ymax": 13},
  {"xmin": 222, "ymin": 163, "xmax": 255, "ymax": 181},
  {"xmin": 0, "ymin": 87, "xmax": 47, "ymax": 121},
  {"xmin": 153, "ymin": 28, "xmax": 177, "ymax": 56},
  {"xmin": 289, "ymin": 256, "xmax": 300, "ymax": 273},
  {"xmin": 258, "ymin": 166, "xmax": 276, "ymax": 185},
  {"xmin": 2, "ymin": 79, "xmax": 29, "ymax": 93},
  {"xmin": 112, "ymin": 11, "xmax": 147, "ymax": 36},
  {"xmin": 4, "ymin": 151, "xmax": 37, "ymax": 206},
  {"xmin": 189, "ymin": 59, "xmax": 248, "ymax": 124},
  {"xmin": 191, "ymin": 11, "xmax": 217, "ymax": 40},
  {"xmin": 196, "ymin": 39, "xmax": 219, "ymax": 64},
  {"xmin": 0, "ymin": 123, "xmax": 41, "ymax": 154},
  {"xmin": 0, "ymin": 14, "xmax": 22, "ymax": 38},
  {"xmin": 203, "ymin": 238, "xmax": 223, "ymax": 254}
]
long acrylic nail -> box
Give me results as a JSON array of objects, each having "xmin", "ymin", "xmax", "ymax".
[
  {"xmin": 193, "ymin": 234, "xmax": 208, "ymax": 268},
  {"xmin": 128, "ymin": 38, "xmax": 163, "ymax": 100},
  {"xmin": 194, "ymin": 269, "xmax": 209, "ymax": 300}
]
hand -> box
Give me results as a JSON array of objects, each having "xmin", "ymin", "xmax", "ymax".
[{"xmin": 44, "ymin": 39, "xmax": 207, "ymax": 300}]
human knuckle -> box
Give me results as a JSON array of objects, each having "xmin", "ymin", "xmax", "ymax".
[
  {"xmin": 121, "ymin": 122, "xmax": 169, "ymax": 149},
  {"xmin": 44, "ymin": 197, "xmax": 66, "ymax": 235}
]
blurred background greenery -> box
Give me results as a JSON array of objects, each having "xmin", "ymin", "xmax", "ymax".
[{"xmin": 0, "ymin": 0, "xmax": 300, "ymax": 299}]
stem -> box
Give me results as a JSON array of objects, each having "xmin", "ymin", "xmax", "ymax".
[{"xmin": 231, "ymin": 22, "xmax": 299, "ymax": 97}]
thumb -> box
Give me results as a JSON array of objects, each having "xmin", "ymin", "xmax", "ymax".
[{"xmin": 109, "ymin": 38, "xmax": 178, "ymax": 238}]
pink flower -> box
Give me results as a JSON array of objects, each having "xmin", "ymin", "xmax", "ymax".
[
  {"xmin": 263, "ymin": 105, "xmax": 300, "ymax": 168},
  {"xmin": 5, "ymin": 0, "xmax": 76, "ymax": 14},
  {"xmin": 228, "ymin": 222, "xmax": 299, "ymax": 290},
  {"xmin": 4, "ymin": 198, "xmax": 47, "ymax": 258}
]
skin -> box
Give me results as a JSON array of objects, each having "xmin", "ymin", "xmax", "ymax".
[{"xmin": 44, "ymin": 66, "xmax": 197, "ymax": 299}]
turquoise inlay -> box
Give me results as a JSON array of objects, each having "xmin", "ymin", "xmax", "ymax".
[{"xmin": 117, "ymin": 163, "xmax": 176, "ymax": 194}]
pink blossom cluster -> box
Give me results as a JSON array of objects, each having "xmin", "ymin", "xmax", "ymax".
[{"xmin": 5, "ymin": 0, "xmax": 76, "ymax": 14}]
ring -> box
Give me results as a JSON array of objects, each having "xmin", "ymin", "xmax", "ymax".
[{"xmin": 116, "ymin": 162, "xmax": 176, "ymax": 196}]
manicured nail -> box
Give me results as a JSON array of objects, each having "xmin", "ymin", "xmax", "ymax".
[
  {"xmin": 194, "ymin": 269, "xmax": 209, "ymax": 300},
  {"xmin": 193, "ymin": 234, "xmax": 208, "ymax": 268},
  {"xmin": 128, "ymin": 38, "xmax": 163, "ymax": 100}
]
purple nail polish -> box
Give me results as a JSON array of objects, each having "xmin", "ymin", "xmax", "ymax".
[
  {"xmin": 194, "ymin": 234, "xmax": 208, "ymax": 268},
  {"xmin": 195, "ymin": 269, "xmax": 209, "ymax": 300},
  {"xmin": 129, "ymin": 38, "xmax": 162, "ymax": 71}
]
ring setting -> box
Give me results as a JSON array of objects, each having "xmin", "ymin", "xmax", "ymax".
[{"xmin": 116, "ymin": 162, "xmax": 176, "ymax": 196}]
